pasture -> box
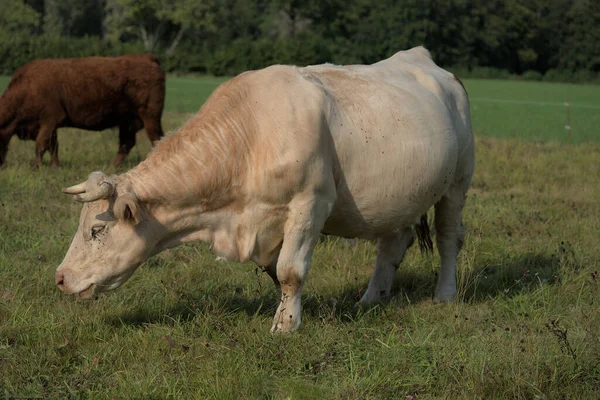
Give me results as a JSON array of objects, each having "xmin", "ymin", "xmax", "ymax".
[{"xmin": 1, "ymin": 76, "xmax": 599, "ymax": 398}]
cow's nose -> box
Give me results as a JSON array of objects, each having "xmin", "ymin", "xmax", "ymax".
[{"xmin": 56, "ymin": 272, "xmax": 66, "ymax": 291}]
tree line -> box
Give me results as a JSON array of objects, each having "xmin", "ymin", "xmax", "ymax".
[{"xmin": 0, "ymin": 0, "xmax": 598, "ymax": 82}]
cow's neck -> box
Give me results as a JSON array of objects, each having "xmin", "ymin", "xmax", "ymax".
[
  {"xmin": 150, "ymin": 202, "xmax": 247, "ymax": 261},
  {"xmin": 115, "ymin": 85, "xmax": 260, "ymax": 261},
  {"xmin": 115, "ymin": 150, "xmax": 249, "ymax": 262},
  {"xmin": 115, "ymin": 168, "xmax": 276, "ymax": 266},
  {"xmin": 123, "ymin": 101, "xmax": 255, "ymax": 206}
]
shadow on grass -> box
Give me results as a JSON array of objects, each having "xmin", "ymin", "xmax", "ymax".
[
  {"xmin": 107, "ymin": 251, "xmax": 569, "ymax": 328},
  {"xmin": 393, "ymin": 251, "xmax": 568, "ymax": 305}
]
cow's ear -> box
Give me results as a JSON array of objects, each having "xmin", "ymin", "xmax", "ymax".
[{"xmin": 114, "ymin": 192, "xmax": 141, "ymax": 224}]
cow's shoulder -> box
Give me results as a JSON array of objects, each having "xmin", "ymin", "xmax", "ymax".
[
  {"xmin": 235, "ymin": 64, "xmax": 307, "ymax": 89},
  {"xmin": 4, "ymin": 59, "xmax": 63, "ymax": 94},
  {"xmin": 378, "ymin": 47, "xmax": 467, "ymax": 101},
  {"xmin": 404, "ymin": 45, "xmax": 433, "ymax": 60},
  {"xmin": 228, "ymin": 65, "xmax": 327, "ymax": 113}
]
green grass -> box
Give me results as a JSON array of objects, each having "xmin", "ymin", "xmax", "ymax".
[
  {"xmin": 1, "ymin": 74, "xmax": 599, "ymax": 143},
  {"xmin": 1, "ymin": 74, "xmax": 600, "ymax": 398},
  {"xmin": 164, "ymin": 76, "xmax": 228, "ymax": 115},
  {"xmin": 465, "ymin": 79, "xmax": 600, "ymax": 143}
]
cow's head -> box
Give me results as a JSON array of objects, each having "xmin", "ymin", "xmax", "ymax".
[
  {"xmin": 56, "ymin": 172, "xmax": 153, "ymax": 299},
  {"xmin": 0, "ymin": 121, "xmax": 35, "ymax": 166}
]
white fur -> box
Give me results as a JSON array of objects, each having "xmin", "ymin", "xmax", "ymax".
[{"xmin": 57, "ymin": 47, "xmax": 474, "ymax": 332}]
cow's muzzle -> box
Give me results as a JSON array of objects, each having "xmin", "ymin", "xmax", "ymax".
[
  {"xmin": 75, "ymin": 283, "xmax": 97, "ymax": 299},
  {"xmin": 56, "ymin": 271, "xmax": 96, "ymax": 299}
]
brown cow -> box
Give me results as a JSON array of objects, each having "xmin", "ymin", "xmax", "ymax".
[{"xmin": 0, "ymin": 53, "xmax": 165, "ymax": 168}]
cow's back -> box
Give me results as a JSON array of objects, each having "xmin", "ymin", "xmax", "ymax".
[{"xmin": 7, "ymin": 55, "xmax": 165, "ymax": 130}]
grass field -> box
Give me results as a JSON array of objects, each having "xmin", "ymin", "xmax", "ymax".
[
  {"xmin": 1, "ymin": 73, "xmax": 600, "ymax": 398},
  {"xmin": 1, "ymin": 74, "xmax": 599, "ymax": 143}
]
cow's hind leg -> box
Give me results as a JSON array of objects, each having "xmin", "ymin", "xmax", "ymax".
[
  {"xmin": 49, "ymin": 131, "xmax": 60, "ymax": 167},
  {"xmin": 271, "ymin": 194, "xmax": 334, "ymax": 333},
  {"xmin": 34, "ymin": 125, "xmax": 55, "ymax": 169},
  {"xmin": 434, "ymin": 185, "xmax": 468, "ymax": 302},
  {"xmin": 140, "ymin": 113, "xmax": 164, "ymax": 144},
  {"xmin": 358, "ymin": 228, "xmax": 414, "ymax": 306}
]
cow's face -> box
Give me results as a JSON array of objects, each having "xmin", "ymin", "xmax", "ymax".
[{"xmin": 56, "ymin": 172, "xmax": 152, "ymax": 299}]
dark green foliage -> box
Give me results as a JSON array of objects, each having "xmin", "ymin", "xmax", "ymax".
[
  {"xmin": 0, "ymin": 0, "xmax": 599, "ymax": 81},
  {"xmin": 205, "ymin": 32, "xmax": 331, "ymax": 76},
  {"xmin": 0, "ymin": 34, "xmax": 145, "ymax": 75}
]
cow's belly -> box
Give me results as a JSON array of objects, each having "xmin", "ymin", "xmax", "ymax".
[
  {"xmin": 323, "ymin": 124, "xmax": 458, "ymax": 239},
  {"xmin": 314, "ymin": 74, "xmax": 460, "ymax": 239},
  {"xmin": 62, "ymin": 101, "xmax": 133, "ymax": 131}
]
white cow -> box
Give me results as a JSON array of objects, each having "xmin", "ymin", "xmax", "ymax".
[{"xmin": 56, "ymin": 47, "xmax": 474, "ymax": 333}]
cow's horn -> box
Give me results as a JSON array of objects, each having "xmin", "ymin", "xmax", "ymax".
[
  {"xmin": 73, "ymin": 182, "xmax": 114, "ymax": 202},
  {"xmin": 62, "ymin": 182, "xmax": 88, "ymax": 195},
  {"xmin": 62, "ymin": 172, "xmax": 115, "ymax": 202}
]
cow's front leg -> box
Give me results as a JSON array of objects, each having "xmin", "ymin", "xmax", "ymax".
[
  {"xmin": 262, "ymin": 264, "xmax": 280, "ymax": 288},
  {"xmin": 33, "ymin": 126, "xmax": 54, "ymax": 169},
  {"xmin": 271, "ymin": 195, "xmax": 333, "ymax": 333},
  {"xmin": 113, "ymin": 120, "xmax": 139, "ymax": 167},
  {"xmin": 0, "ymin": 134, "xmax": 10, "ymax": 166}
]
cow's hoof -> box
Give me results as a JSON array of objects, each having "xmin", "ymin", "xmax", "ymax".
[
  {"xmin": 356, "ymin": 290, "xmax": 388, "ymax": 308},
  {"xmin": 112, "ymin": 154, "xmax": 126, "ymax": 167},
  {"xmin": 354, "ymin": 298, "xmax": 383, "ymax": 311},
  {"xmin": 433, "ymin": 291, "xmax": 456, "ymax": 303},
  {"xmin": 270, "ymin": 317, "xmax": 300, "ymax": 334},
  {"xmin": 354, "ymin": 298, "xmax": 371, "ymax": 309},
  {"xmin": 49, "ymin": 161, "xmax": 61, "ymax": 168}
]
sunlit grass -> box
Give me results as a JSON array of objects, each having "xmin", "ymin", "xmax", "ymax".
[
  {"xmin": 2, "ymin": 74, "xmax": 599, "ymax": 144},
  {"xmin": 465, "ymin": 79, "xmax": 600, "ymax": 143}
]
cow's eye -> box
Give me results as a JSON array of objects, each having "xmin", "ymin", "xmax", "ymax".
[{"xmin": 91, "ymin": 225, "xmax": 106, "ymax": 240}]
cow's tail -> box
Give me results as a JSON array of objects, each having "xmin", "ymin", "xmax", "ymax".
[{"xmin": 415, "ymin": 214, "xmax": 433, "ymax": 254}]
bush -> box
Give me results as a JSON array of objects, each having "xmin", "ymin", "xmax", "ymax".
[
  {"xmin": 204, "ymin": 33, "xmax": 333, "ymax": 76},
  {"xmin": 0, "ymin": 33, "xmax": 597, "ymax": 85},
  {"xmin": 468, "ymin": 67, "xmax": 513, "ymax": 80},
  {"xmin": 522, "ymin": 70, "xmax": 543, "ymax": 81},
  {"xmin": 542, "ymin": 69, "xmax": 599, "ymax": 84},
  {"xmin": 446, "ymin": 65, "xmax": 470, "ymax": 79},
  {"xmin": 205, "ymin": 38, "xmax": 255, "ymax": 77},
  {"xmin": 445, "ymin": 65, "xmax": 598, "ymax": 84},
  {"xmin": 444, "ymin": 66, "xmax": 515, "ymax": 81},
  {"xmin": 160, "ymin": 42, "xmax": 209, "ymax": 74},
  {"xmin": 0, "ymin": 34, "xmax": 145, "ymax": 75},
  {"xmin": 570, "ymin": 69, "xmax": 598, "ymax": 84},
  {"xmin": 544, "ymin": 69, "xmax": 575, "ymax": 83}
]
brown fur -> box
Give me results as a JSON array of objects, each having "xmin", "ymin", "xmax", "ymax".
[{"xmin": 0, "ymin": 53, "xmax": 165, "ymax": 167}]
